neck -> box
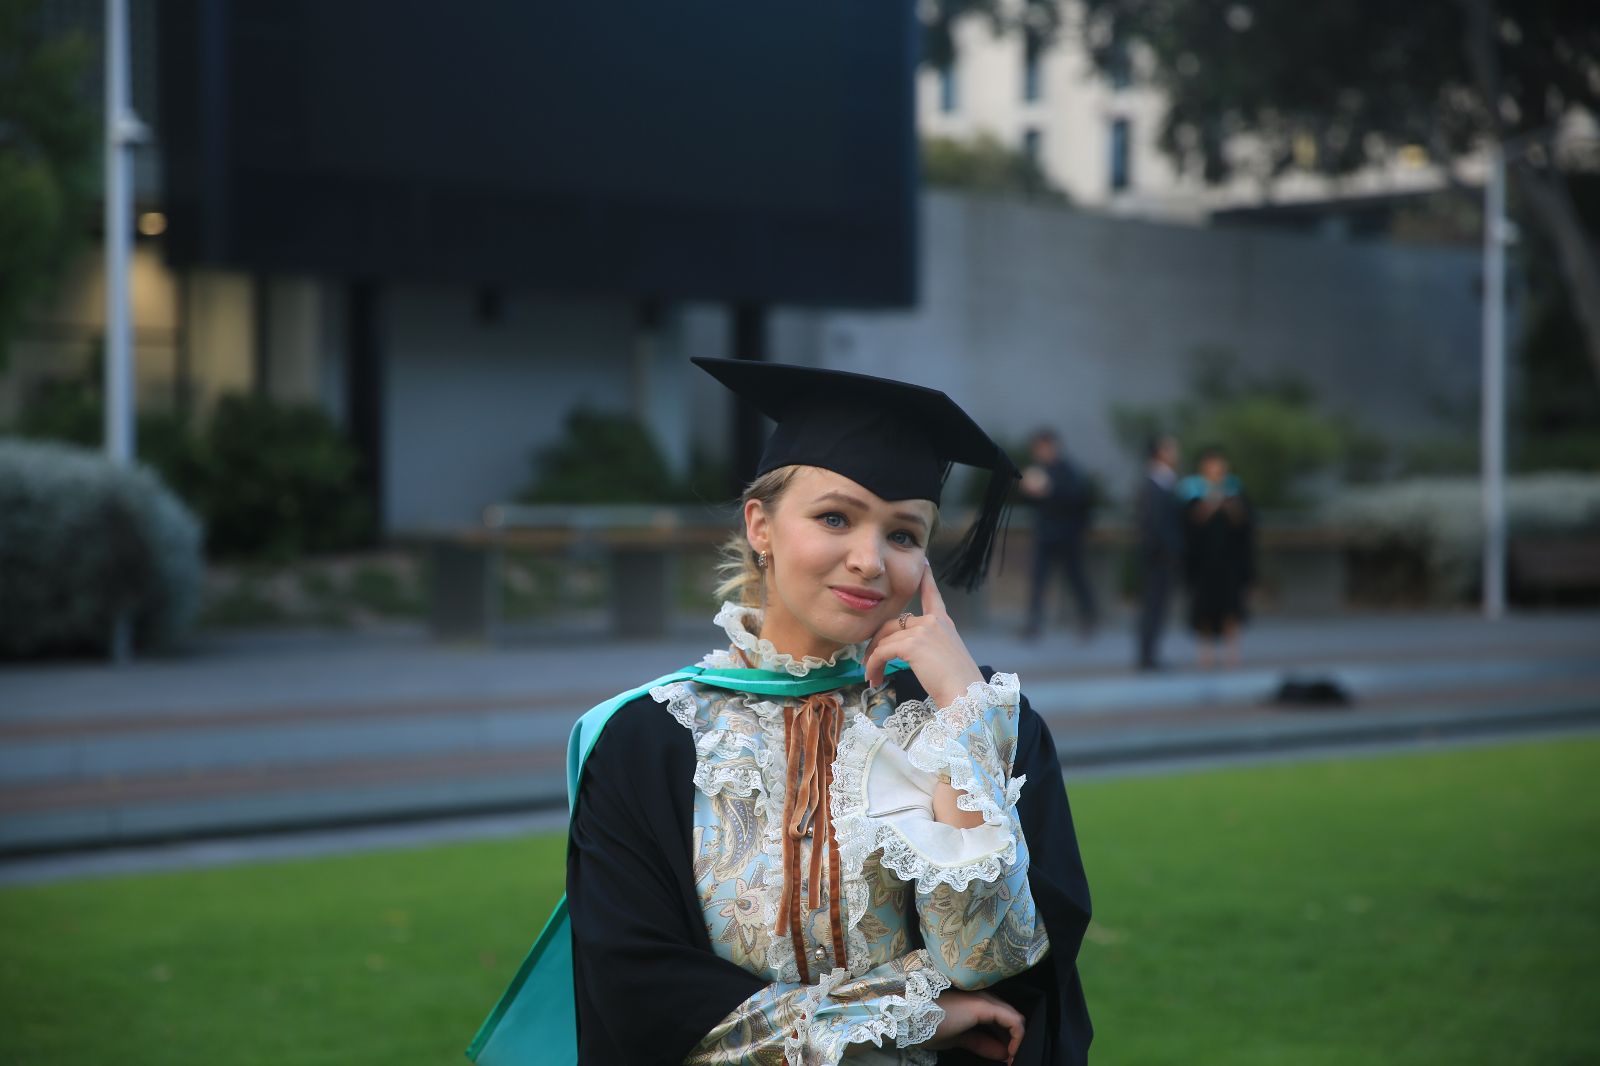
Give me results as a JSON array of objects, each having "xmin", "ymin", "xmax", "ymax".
[{"xmin": 757, "ymin": 602, "xmax": 848, "ymax": 666}]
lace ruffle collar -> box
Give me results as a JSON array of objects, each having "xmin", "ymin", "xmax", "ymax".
[{"xmin": 710, "ymin": 601, "xmax": 868, "ymax": 677}]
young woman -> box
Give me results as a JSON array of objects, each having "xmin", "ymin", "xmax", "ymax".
[
  {"xmin": 471, "ymin": 360, "xmax": 1093, "ymax": 1066},
  {"xmin": 1179, "ymin": 446, "xmax": 1256, "ymax": 670}
]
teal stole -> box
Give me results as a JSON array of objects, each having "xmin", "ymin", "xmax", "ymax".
[{"xmin": 467, "ymin": 657, "xmax": 908, "ymax": 1065}]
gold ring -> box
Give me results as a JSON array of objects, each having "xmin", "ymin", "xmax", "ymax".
[{"xmin": 898, "ymin": 612, "xmax": 912, "ymax": 630}]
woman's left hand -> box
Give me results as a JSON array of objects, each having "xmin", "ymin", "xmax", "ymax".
[{"xmin": 864, "ymin": 561, "xmax": 984, "ymax": 708}]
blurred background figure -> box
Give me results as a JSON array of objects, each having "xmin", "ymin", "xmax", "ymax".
[
  {"xmin": 1019, "ymin": 428, "xmax": 1097, "ymax": 640},
  {"xmin": 1180, "ymin": 446, "xmax": 1256, "ymax": 670},
  {"xmin": 1134, "ymin": 434, "xmax": 1182, "ymax": 671}
]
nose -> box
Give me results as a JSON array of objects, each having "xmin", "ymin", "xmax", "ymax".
[{"xmin": 845, "ymin": 533, "xmax": 885, "ymax": 580}]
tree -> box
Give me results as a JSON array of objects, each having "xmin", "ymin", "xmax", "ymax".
[
  {"xmin": 0, "ymin": 0, "xmax": 96, "ymax": 371},
  {"xmin": 921, "ymin": 0, "xmax": 1064, "ymax": 70},
  {"xmin": 1071, "ymin": 0, "xmax": 1600, "ymax": 391}
]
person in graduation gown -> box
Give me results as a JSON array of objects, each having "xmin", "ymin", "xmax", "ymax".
[
  {"xmin": 1178, "ymin": 446, "xmax": 1256, "ymax": 671},
  {"xmin": 566, "ymin": 359, "xmax": 1094, "ymax": 1065}
]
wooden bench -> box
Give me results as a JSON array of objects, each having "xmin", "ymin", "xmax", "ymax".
[
  {"xmin": 1509, "ymin": 536, "xmax": 1600, "ymax": 601},
  {"xmin": 426, "ymin": 504, "xmax": 736, "ymax": 641}
]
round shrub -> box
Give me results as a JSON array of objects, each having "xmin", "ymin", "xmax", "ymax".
[
  {"xmin": 0, "ymin": 439, "xmax": 203, "ymax": 657},
  {"xmin": 198, "ymin": 395, "xmax": 372, "ymax": 561}
]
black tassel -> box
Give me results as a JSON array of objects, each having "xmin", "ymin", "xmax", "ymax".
[{"xmin": 939, "ymin": 453, "xmax": 1019, "ymax": 592}]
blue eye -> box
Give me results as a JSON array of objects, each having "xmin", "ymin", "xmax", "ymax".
[
  {"xmin": 819, "ymin": 512, "xmax": 847, "ymax": 529},
  {"xmin": 889, "ymin": 530, "xmax": 921, "ymax": 548}
]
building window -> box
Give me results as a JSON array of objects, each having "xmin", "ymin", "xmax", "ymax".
[
  {"xmin": 1022, "ymin": 128, "xmax": 1042, "ymax": 167},
  {"xmin": 1023, "ymin": 39, "xmax": 1042, "ymax": 102},
  {"xmin": 1108, "ymin": 39, "xmax": 1132, "ymax": 91},
  {"xmin": 1109, "ymin": 117, "xmax": 1131, "ymax": 192},
  {"xmin": 940, "ymin": 63, "xmax": 958, "ymax": 113}
]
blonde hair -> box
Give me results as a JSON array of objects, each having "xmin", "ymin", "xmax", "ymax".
[
  {"xmin": 712, "ymin": 465, "xmax": 942, "ymax": 607},
  {"xmin": 714, "ymin": 465, "xmax": 803, "ymax": 607}
]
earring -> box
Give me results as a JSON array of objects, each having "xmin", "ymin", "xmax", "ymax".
[{"xmin": 756, "ymin": 550, "xmax": 768, "ymax": 570}]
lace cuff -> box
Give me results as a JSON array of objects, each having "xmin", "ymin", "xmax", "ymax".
[
  {"xmin": 900, "ymin": 673, "xmax": 1024, "ymax": 829},
  {"xmin": 832, "ymin": 674, "xmax": 1026, "ymax": 894},
  {"xmin": 685, "ymin": 950, "xmax": 949, "ymax": 1066},
  {"xmin": 782, "ymin": 950, "xmax": 950, "ymax": 1066}
]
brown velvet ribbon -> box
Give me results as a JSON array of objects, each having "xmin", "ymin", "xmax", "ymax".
[{"xmin": 774, "ymin": 692, "xmax": 847, "ymax": 985}]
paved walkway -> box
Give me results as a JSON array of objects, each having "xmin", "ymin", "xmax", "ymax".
[{"xmin": 2, "ymin": 610, "xmax": 1597, "ymax": 859}]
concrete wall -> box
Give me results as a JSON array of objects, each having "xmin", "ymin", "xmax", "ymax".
[
  {"xmin": 777, "ymin": 191, "xmax": 1481, "ymax": 502},
  {"xmin": 381, "ymin": 286, "xmax": 642, "ymax": 530}
]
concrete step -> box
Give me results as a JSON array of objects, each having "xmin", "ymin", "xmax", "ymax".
[
  {"xmin": 5, "ymin": 654, "xmax": 1596, "ymax": 788},
  {"xmin": 3, "ymin": 671, "xmax": 1596, "ymax": 854}
]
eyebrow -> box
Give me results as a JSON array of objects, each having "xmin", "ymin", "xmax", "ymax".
[{"xmin": 813, "ymin": 490, "xmax": 930, "ymax": 530}]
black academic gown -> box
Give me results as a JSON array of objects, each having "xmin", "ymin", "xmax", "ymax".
[{"xmin": 567, "ymin": 667, "xmax": 1094, "ymax": 1065}]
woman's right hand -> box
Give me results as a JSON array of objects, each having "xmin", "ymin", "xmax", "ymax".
[{"xmin": 926, "ymin": 988, "xmax": 1024, "ymax": 1063}]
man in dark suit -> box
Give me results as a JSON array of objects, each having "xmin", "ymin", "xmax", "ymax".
[
  {"xmin": 1020, "ymin": 429, "xmax": 1097, "ymax": 640},
  {"xmin": 1134, "ymin": 434, "xmax": 1182, "ymax": 670}
]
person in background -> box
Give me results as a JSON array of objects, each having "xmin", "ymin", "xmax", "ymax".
[
  {"xmin": 1019, "ymin": 428, "xmax": 1098, "ymax": 640},
  {"xmin": 1179, "ymin": 446, "xmax": 1256, "ymax": 669},
  {"xmin": 1133, "ymin": 434, "xmax": 1182, "ymax": 671}
]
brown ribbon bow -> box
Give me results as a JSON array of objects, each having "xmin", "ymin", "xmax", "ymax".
[{"xmin": 775, "ymin": 691, "xmax": 848, "ymax": 983}]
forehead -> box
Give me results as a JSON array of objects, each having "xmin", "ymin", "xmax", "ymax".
[{"xmin": 789, "ymin": 467, "xmax": 936, "ymax": 517}]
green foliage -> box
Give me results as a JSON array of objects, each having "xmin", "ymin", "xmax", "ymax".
[
  {"xmin": 0, "ymin": 0, "xmax": 96, "ymax": 369},
  {"xmin": 1396, "ymin": 434, "xmax": 1482, "ymax": 478},
  {"xmin": 0, "ymin": 439, "xmax": 203, "ymax": 657},
  {"xmin": 1111, "ymin": 349, "xmax": 1360, "ymax": 509},
  {"xmin": 3, "ymin": 739, "xmax": 1596, "ymax": 1064},
  {"xmin": 197, "ymin": 555, "xmax": 427, "ymax": 630},
  {"xmin": 199, "ymin": 575, "xmax": 295, "ymax": 629},
  {"xmin": 5, "ymin": 383, "xmax": 372, "ymax": 562},
  {"xmin": 1327, "ymin": 473, "xmax": 1600, "ymax": 602},
  {"xmin": 1189, "ymin": 394, "xmax": 1344, "ymax": 504},
  {"xmin": 520, "ymin": 407, "xmax": 690, "ymax": 504},
  {"xmin": 11, "ymin": 375, "xmax": 101, "ymax": 444},
  {"xmin": 198, "ymin": 395, "xmax": 372, "ymax": 561},
  {"xmin": 1075, "ymin": 1, "xmax": 1597, "ymax": 186},
  {"xmin": 922, "ymin": 133, "xmax": 1068, "ymax": 203},
  {"xmin": 347, "ymin": 563, "xmax": 423, "ymax": 617},
  {"xmin": 920, "ymin": 0, "xmax": 1063, "ymax": 70}
]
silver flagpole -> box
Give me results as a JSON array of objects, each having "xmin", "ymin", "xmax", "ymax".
[
  {"xmin": 104, "ymin": 0, "xmax": 139, "ymax": 660},
  {"xmin": 1479, "ymin": 142, "xmax": 1507, "ymax": 620}
]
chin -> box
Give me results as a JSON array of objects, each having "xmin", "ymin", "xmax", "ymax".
[{"xmin": 820, "ymin": 606, "xmax": 888, "ymax": 646}]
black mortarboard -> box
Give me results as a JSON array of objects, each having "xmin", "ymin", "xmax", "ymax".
[{"xmin": 692, "ymin": 357, "xmax": 1019, "ymax": 590}]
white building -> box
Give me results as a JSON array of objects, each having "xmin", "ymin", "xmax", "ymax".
[{"xmin": 915, "ymin": 4, "xmax": 1458, "ymax": 220}]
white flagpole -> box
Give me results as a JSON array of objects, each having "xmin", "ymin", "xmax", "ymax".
[{"xmin": 104, "ymin": 0, "xmax": 140, "ymax": 660}]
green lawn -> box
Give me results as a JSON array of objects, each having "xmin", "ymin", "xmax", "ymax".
[{"xmin": 2, "ymin": 737, "xmax": 1596, "ymax": 1065}]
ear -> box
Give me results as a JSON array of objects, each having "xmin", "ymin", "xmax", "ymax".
[{"xmin": 743, "ymin": 497, "xmax": 771, "ymax": 555}]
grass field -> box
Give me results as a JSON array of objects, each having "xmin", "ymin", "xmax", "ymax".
[{"xmin": 2, "ymin": 737, "xmax": 1596, "ymax": 1065}]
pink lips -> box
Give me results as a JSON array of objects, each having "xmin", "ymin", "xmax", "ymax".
[{"xmin": 831, "ymin": 586, "xmax": 885, "ymax": 611}]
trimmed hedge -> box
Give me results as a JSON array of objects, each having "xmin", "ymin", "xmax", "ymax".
[
  {"xmin": 1327, "ymin": 474, "xmax": 1600, "ymax": 601},
  {"xmin": 0, "ymin": 440, "xmax": 203, "ymax": 657}
]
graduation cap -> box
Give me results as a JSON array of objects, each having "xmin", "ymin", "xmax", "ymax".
[{"xmin": 692, "ymin": 357, "xmax": 1019, "ymax": 590}]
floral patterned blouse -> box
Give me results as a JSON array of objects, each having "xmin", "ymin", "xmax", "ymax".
[{"xmin": 653, "ymin": 604, "xmax": 1050, "ymax": 1065}]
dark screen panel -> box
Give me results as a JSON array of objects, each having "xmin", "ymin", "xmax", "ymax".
[{"xmin": 159, "ymin": 0, "xmax": 917, "ymax": 307}]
